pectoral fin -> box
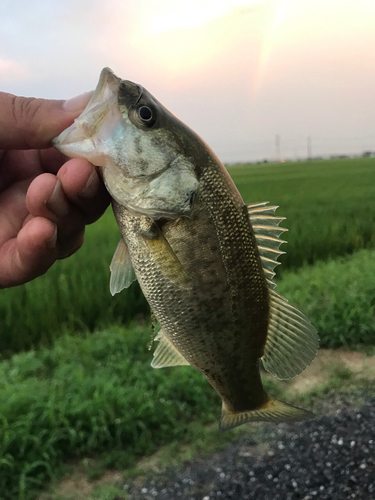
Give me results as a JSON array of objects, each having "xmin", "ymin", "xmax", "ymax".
[
  {"xmin": 109, "ymin": 238, "xmax": 137, "ymax": 296},
  {"xmin": 141, "ymin": 222, "xmax": 190, "ymax": 288},
  {"xmin": 151, "ymin": 330, "xmax": 190, "ymax": 368}
]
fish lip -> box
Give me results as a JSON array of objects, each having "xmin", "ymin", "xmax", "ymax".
[
  {"xmin": 52, "ymin": 67, "xmax": 121, "ymax": 149},
  {"xmin": 84, "ymin": 67, "xmax": 121, "ymax": 113}
]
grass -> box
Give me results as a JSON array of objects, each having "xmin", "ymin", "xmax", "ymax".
[
  {"xmin": 0, "ymin": 157, "xmax": 375, "ymax": 354},
  {"xmin": 1, "ymin": 156, "xmax": 375, "ymax": 499},
  {"xmin": 0, "ymin": 215, "xmax": 148, "ymax": 357},
  {"xmin": 2, "ymin": 246, "xmax": 375, "ymax": 499},
  {"xmin": 0, "ymin": 325, "xmax": 219, "ymax": 500},
  {"xmin": 30, "ymin": 345, "xmax": 375, "ymax": 500},
  {"xmin": 49, "ymin": 356, "xmax": 375, "ymax": 500},
  {"xmin": 277, "ymin": 248, "xmax": 375, "ymax": 348}
]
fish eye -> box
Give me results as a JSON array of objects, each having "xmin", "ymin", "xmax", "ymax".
[{"xmin": 138, "ymin": 106, "xmax": 153, "ymax": 122}]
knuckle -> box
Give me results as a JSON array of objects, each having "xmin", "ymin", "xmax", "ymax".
[{"xmin": 12, "ymin": 96, "xmax": 46, "ymax": 147}]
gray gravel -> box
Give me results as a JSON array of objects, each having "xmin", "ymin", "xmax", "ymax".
[{"xmin": 126, "ymin": 395, "xmax": 375, "ymax": 500}]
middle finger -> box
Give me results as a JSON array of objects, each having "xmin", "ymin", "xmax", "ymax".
[{"xmin": 26, "ymin": 173, "xmax": 86, "ymax": 259}]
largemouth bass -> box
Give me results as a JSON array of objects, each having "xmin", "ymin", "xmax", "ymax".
[{"xmin": 53, "ymin": 68, "xmax": 319, "ymax": 431}]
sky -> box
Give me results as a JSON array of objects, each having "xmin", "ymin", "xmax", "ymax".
[{"xmin": 1, "ymin": 0, "xmax": 374, "ymax": 163}]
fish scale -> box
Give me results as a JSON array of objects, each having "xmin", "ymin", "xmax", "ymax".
[
  {"xmin": 113, "ymin": 167, "xmax": 270, "ymax": 413},
  {"xmin": 53, "ymin": 67, "xmax": 319, "ymax": 431},
  {"xmin": 199, "ymin": 160, "xmax": 269, "ymax": 349}
]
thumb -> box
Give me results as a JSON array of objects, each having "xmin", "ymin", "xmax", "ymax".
[{"xmin": 0, "ymin": 91, "xmax": 92, "ymax": 150}]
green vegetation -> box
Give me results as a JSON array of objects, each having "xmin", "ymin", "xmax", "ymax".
[
  {"xmin": 0, "ymin": 216, "xmax": 148, "ymax": 356},
  {"xmin": 1, "ymin": 313, "xmax": 373, "ymax": 500},
  {"xmin": 0, "ymin": 326, "xmax": 218, "ymax": 500},
  {"xmin": 1, "ymin": 157, "xmax": 375, "ymax": 499},
  {"xmin": 230, "ymin": 157, "xmax": 375, "ymax": 271},
  {"xmin": 278, "ymin": 248, "xmax": 375, "ymax": 348},
  {"xmin": 1, "ymin": 157, "xmax": 375, "ymax": 354}
]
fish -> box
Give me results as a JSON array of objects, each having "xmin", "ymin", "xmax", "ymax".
[{"xmin": 53, "ymin": 68, "xmax": 319, "ymax": 431}]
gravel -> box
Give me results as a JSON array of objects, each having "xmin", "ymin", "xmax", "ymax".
[{"xmin": 126, "ymin": 395, "xmax": 375, "ymax": 500}]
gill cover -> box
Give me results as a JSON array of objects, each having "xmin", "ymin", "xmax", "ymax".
[{"xmin": 53, "ymin": 67, "xmax": 198, "ymax": 219}]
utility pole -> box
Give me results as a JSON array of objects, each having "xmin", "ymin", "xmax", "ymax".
[
  {"xmin": 275, "ymin": 134, "xmax": 280, "ymax": 162},
  {"xmin": 307, "ymin": 136, "xmax": 312, "ymax": 160}
]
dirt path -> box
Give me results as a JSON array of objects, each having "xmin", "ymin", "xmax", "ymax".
[{"xmin": 287, "ymin": 349, "xmax": 375, "ymax": 393}]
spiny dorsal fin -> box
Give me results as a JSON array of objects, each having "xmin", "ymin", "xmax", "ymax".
[
  {"xmin": 261, "ymin": 289, "xmax": 319, "ymax": 380},
  {"xmin": 109, "ymin": 238, "xmax": 137, "ymax": 296},
  {"xmin": 247, "ymin": 202, "xmax": 287, "ymax": 288},
  {"xmin": 151, "ymin": 330, "xmax": 190, "ymax": 369},
  {"xmin": 256, "ymin": 234, "xmax": 286, "ymax": 251}
]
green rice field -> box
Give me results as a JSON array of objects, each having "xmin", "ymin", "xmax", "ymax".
[{"xmin": 1, "ymin": 157, "xmax": 375, "ymax": 355}]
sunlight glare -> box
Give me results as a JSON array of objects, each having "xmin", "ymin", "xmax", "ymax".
[
  {"xmin": 149, "ymin": 0, "xmax": 265, "ymax": 35},
  {"xmin": 252, "ymin": 0, "xmax": 290, "ymax": 93},
  {"xmin": 126, "ymin": 0, "xmax": 266, "ymax": 82}
]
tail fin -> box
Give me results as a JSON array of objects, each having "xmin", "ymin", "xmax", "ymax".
[{"xmin": 220, "ymin": 398, "xmax": 314, "ymax": 432}]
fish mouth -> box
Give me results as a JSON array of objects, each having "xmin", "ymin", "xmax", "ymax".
[{"xmin": 52, "ymin": 67, "xmax": 122, "ymax": 160}]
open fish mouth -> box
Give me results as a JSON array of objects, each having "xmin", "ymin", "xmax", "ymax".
[
  {"xmin": 53, "ymin": 68, "xmax": 199, "ymax": 220},
  {"xmin": 52, "ymin": 68, "xmax": 122, "ymax": 160}
]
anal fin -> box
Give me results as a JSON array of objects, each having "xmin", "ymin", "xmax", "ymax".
[
  {"xmin": 220, "ymin": 398, "xmax": 314, "ymax": 432},
  {"xmin": 151, "ymin": 330, "xmax": 190, "ymax": 369}
]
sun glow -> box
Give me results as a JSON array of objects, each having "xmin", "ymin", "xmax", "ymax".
[
  {"xmin": 91, "ymin": 0, "xmax": 375, "ymax": 104},
  {"xmin": 252, "ymin": 0, "xmax": 290, "ymax": 93},
  {"xmin": 148, "ymin": 0, "xmax": 265, "ymax": 35},
  {"xmin": 123, "ymin": 0, "xmax": 266, "ymax": 81}
]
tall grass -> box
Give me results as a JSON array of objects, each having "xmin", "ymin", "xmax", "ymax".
[
  {"xmin": 0, "ymin": 216, "xmax": 147, "ymax": 356},
  {"xmin": 0, "ymin": 157, "xmax": 374, "ymax": 354},
  {"xmin": 0, "ymin": 325, "xmax": 220, "ymax": 500},
  {"xmin": 278, "ymin": 249, "xmax": 375, "ymax": 349},
  {"xmin": 2, "ymin": 249, "xmax": 375, "ymax": 499}
]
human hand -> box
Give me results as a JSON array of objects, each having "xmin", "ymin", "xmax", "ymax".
[{"xmin": 0, "ymin": 91, "xmax": 111, "ymax": 288}]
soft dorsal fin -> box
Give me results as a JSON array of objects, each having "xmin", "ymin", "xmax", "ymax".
[
  {"xmin": 247, "ymin": 202, "xmax": 288, "ymax": 289},
  {"xmin": 151, "ymin": 330, "xmax": 190, "ymax": 369},
  {"xmin": 261, "ymin": 289, "xmax": 319, "ymax": 380},
  {"xmin": 248, "ymin": 202, "xmax": 319, "ymax": 377},
  {"xmin": 109, "ymin": 238, "xmax": 137, "ymax": 296}
]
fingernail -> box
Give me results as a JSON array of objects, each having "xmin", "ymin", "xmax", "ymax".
[
  {"xmin": 47, "ymin": 225, "xmax": 58, "ymax": 249},
  {"xmin": 78, "ymin": 169, "xmax": 99, "ymax": 199},
  {"xmin": 46, "ymin": 180, "xmax": 70, "ymax": 217},
  {"xmin": 63, "ymin": 91, "xmax": 93, "ymax": 114}
]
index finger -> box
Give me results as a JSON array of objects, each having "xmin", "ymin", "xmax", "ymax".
[{"xmin": 0, "ymin": 92, "xmax": 92, "ymax": 150}]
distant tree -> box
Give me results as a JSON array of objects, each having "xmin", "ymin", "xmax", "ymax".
[{"xmin": 362, "ymin": 151, "xmax": 374, "ymax": 158}]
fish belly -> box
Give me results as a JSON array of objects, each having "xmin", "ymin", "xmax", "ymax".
[{"xmin": 114, "ymin": 189, "xmax": 270, "ymax": 412}]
